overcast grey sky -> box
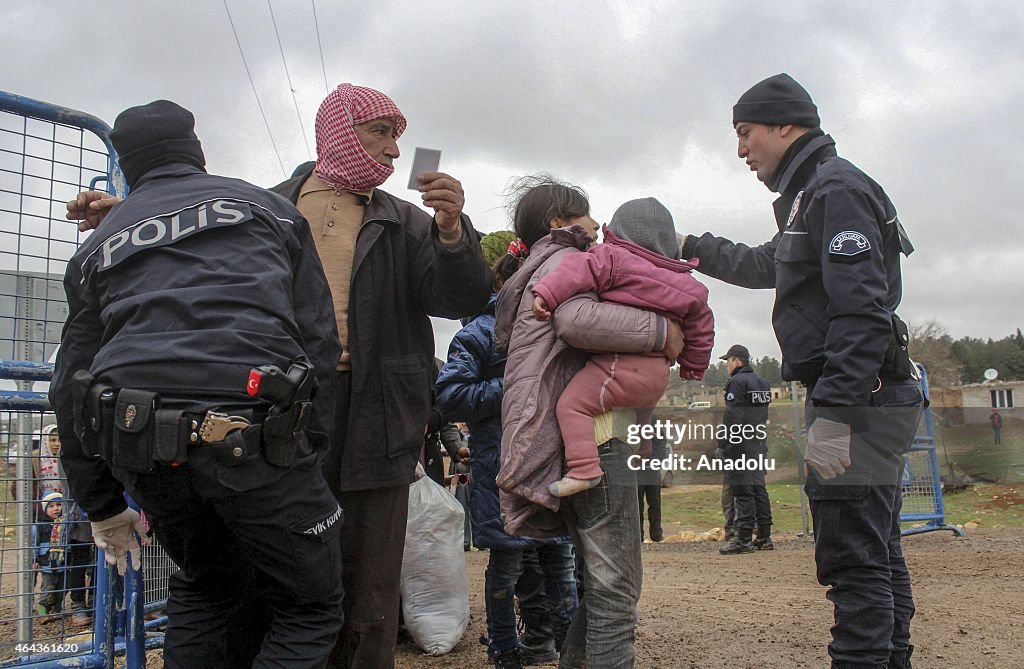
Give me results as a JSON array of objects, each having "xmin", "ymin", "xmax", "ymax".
[{"xmin": 3, "ymin": 1, "xmax": 1022, "ymax": 375}]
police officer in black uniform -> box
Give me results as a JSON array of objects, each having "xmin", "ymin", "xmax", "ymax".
[
  {"xmin": 680, "ymin": 75, "xmax": 923, "ymax": 669},
  {"xmin": 51, "ymin": 101, "xmax": 344, "ymax": 669},
  {"xmin": 716, "ymin": 344, "xmax": 773, "ymax": 555}
]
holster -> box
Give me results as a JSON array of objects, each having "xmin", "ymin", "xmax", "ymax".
[
  {"xmin": 260, "ymin": 400, "xmax": 312, "ymax": 467},
  {"xmin": 879, "ymin": 313, "xmax": 916, "ymax": 381},
  {"xmin": 71, "ymin": 371, "xmax": 115, "ymax": 459}
]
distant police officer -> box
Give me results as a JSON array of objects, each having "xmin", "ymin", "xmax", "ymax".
[
  {"xmin": 680, "ymin": 75, "xmax": 923, "ymax": 669},
  {"xmin": 717, "ymin": 345, "xmax": 773, "ymax": 555},
  {"xmin": 51, "ymin": 101, "xmax": 344, "ymax": 669}
]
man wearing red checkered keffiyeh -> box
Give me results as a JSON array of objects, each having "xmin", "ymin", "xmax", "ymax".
[
  {"xmin": 314, "ymin": 84, "xmax": 407, "ymax": 192},
  {"xmin": 269, "ymin": 84, "xmax": 492, "ymax": 669}
]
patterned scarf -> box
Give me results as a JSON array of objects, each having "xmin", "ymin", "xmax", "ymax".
[
  {"xmin": 49, "ymin": 513, "xmax": 67, "ymax": 564},
  {"xmin": 314, "ymin": 84, "xmax": 407, "ymax": 192}
]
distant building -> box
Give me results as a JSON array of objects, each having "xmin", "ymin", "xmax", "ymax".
[
  {"xmin": 958, "ymin": 380, "xmax": 1020, "ymax": 424},
  {"xmin": 928, "ymin": 380, "xmax": 1022, "ymax": 425},
  {"xmin": 0, "ymin": 269, "xmax": 67, "ymax": 364}
]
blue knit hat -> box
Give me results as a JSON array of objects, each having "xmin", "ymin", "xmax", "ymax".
[{"xmin": 41, "ymin": 491, "xmax": 63, "ymax": 513}]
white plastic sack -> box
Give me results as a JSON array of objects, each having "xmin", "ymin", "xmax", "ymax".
[{"xmin": 400, "ymin": 466, "xmax": 470, "ymax": 655}]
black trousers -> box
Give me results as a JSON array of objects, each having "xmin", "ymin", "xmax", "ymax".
[
  {"xmin": 724, "ymin": 469, "xmax": 772, "ymax": 532},
  {"xmin": 753, "ymin": 482, "xmax": 773, "ymax": 528},
  {"xmin": 721, "ymin": 481, "xmax": 735, "ymax": 536},
  {"xmin": 64, "ymin": 540, "xmax": 93, "ymax": 606},
  {"xmin": 637, "ymin": 483, "xmax": 663, "ymax": 540},
  {"xmin": 118, "ymin": 440, "xmax": 344, "ymax": 669},
  {"xmin": 322, "ymin": 370, "xmax": 411, "ymax": 669},
  {"xmin": 724, "ymin": 443, "xmax": 767, "ymax": 531},
  {"xmin": 805, "ymin": 379, "xmax": 923, "ymax": 668},
  {"xmin": 326, "ymin": 485, "xmax": 409, "ymax": 669}
]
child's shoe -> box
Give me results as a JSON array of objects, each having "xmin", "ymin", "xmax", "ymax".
[
  {"xmin": 548, "ymin": 475, "xmax": 602, "ymax": 497},
  {"xmin": 36, "ymin": 603, "xmax": 60, "ymax": 622}
]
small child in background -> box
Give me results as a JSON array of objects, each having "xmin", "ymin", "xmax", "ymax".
[
  {"xmin": 38, "ymin": 425, "xmax": 64, "ymax": 497},
  {"xmin": 531, "ymin": 197, "xmax": 715, "ymax": 496},
  {"xmin": 34, "ymin": 491, "xmax": 67, "ymax": 617}
]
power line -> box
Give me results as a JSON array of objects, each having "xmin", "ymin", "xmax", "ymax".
[
  {"xmin": 312, "ymin": 0, "xmax": 329, "ymax": 95},
  {"xmin": 267, "ymin": 0, "xmax": 313, "ymax": 161},
  {"xmin": 222, "ymin": 0, "xmax": 288, "ymax": 179}
]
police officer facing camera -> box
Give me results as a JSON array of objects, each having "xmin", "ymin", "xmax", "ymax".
[
  {"xmin": 680, "ymin": 75, "xmax": 923, "ymax": 669},
  {"xmin": 51, "ymin": 100, "xmax": 344, "ymax": 669},
  {"xmin": 715, "ymin": 344, "xmax": 773, "ymax": 555}
]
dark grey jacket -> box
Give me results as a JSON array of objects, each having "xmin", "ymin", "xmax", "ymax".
[
  {"xmin": 719, "ymin": 365, "xmax": 771, "ymax": 453},
  {"xmin": 272, "ymin": 163, "xmax": 491, "ymax": 491},
  {"xmin": 52, "ymin": 163, "xmax": 339, "ymax": 520},
  {"xmin": 683, "ymin": 134, "xmax": 913, "ymax": 410}
]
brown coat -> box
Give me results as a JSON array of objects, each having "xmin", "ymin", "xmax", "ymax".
[
  {"xmin": 495, "ymin": 227, "xmax": 664, "ymax": 537},
  {"xmin": 273, "ymin": 164, "xmax": 492, "ymax": 491}
]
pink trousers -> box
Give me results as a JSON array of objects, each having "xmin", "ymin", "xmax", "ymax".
[{"xmin": 556, "ymin": 352, "xmax": 670, "ymax": 480}]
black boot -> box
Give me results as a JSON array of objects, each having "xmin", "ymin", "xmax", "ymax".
[
  {"xmin": 719, "ymin": 527, "xmax": 755, "ymax": 555},
  {"xmin": 887, "ymin": 645, "xmax": 914, "ymax": 669},
  {"xmin": 752, "ymin": 524, "xmax": 774, "ymax": 550},
  {"xmin": 492, "ymin": 649, "xmax": 524, "ymax": 669}
]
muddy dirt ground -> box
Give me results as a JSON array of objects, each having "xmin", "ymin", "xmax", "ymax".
[
  {"xmin": 394, "ymin": 527, "xmax": 1024, "ymax": 669},
  {"xmin": 4, "ymin": 528, "xmax": 1021, "ymax": 668}
]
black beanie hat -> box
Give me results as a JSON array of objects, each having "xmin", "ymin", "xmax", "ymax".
[
  {"xmin": 109, "ymin": 100, "xmax": 206, "ymax": 189},
  {"xmin": 732, "ymin": 73, "xmax": 820, "ymax": 128}
]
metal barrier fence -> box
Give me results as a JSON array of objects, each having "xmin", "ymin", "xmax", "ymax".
[
  {"xmin": 0, "ymin": 90, "xmax": 174, "ymax": 668},
  {"xmin": 900, "ymin": 364, "xmax": 964, "ymax": 536}
]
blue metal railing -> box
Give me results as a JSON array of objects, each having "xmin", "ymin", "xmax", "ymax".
[
  {"xmin": 0, "ymin": 361, "xmax": 52, "ymax": 411},
  {"xmin": 899, "ymin": 364, "xmax": 965, "ymax": 537},
  {"xmin": 0, "ymin": 90, "xmax": 154, "ymax": 669}
]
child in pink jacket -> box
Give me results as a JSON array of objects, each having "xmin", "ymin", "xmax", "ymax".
[{"xmin": 532, "ymin": 197, "xmax": 715, "ymax": 496}]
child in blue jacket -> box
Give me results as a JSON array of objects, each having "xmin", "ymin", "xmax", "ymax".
[
  {"xmin": 34, "ymin": 491, "xmax": 67, "ymax": 617},
  {"xmin": 436, "ymin": 232, "xmax": 578, "ymax": 669}
]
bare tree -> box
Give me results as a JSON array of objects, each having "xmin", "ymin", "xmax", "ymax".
[{"xmin": 909, "ymin": 320, "xmax": 963, "ymax": 386}]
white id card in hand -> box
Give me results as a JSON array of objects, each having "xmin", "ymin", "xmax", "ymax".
[{"xmin": 407, "ymin": 147, "xmax": 441, "ymax": 189}]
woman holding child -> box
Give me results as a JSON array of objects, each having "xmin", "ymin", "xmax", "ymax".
[{"xmin": 493, "ymin": 176, "xmax": 703, "ymax": 668}]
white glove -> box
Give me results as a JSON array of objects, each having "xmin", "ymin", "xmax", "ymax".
[
  {"xmin": 91, "ymin": 507, "xmax": 147, "ymax": 576},
  {"xmin": 805, "ymin": 417, "xmax": 852, "ymax": 480}
]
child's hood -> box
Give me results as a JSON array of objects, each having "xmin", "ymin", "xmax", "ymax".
[{"xmin": 602, "ymin": 227, "xmax": 700, "ymax": 273}]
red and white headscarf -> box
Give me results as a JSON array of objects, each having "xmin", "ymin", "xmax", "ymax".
[{"xmin": 314, "ymin": 83, "xmax": 407, "ymax": 192}]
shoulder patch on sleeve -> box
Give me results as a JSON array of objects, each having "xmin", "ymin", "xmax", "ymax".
[
  {"xmin": 726, "ymin": 392, "xmax": 735, "ymax": 402},
  {"xmin": 828, "ymin": 230, "xmax": 871, "ymax": 263}
]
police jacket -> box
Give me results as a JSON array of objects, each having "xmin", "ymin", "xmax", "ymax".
[
  {"xmin": 272, "ymin": 163, "xmax": 491, "ymax": 492},
  {"xmin": 719, "ymin": 365, "xmax": 771, "ymax": 452},
  {"xmin": 51, "ymin": 163, "xmax": 340, "ymax": 521},
  {"xmin": 435, "ymin": 295, "xmax": 570, "ymax": 550},
  {"xmin": 683, "ymin": 133, "xmax": 913, "ymax": 411}
]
